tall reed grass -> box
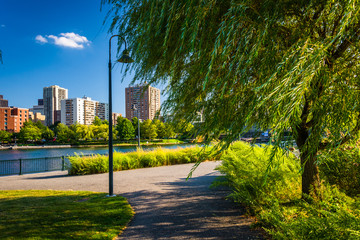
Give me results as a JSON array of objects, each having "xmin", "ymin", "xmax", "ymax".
[{"xmin": 67, "ymin": 146, "xmax": 218, "ymax": 175}]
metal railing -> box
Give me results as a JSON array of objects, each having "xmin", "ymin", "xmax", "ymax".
[{"xmin": 0, "ymin": 156, "xmax": 69, "ymax": 176}]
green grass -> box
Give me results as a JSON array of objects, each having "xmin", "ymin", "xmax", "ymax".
[
  {"xmin": 216, "ymin": 141, "xmax": 360, "ymax": 239},
  {"xmin": 0, "ymin": 190, "xmax": 134, "ymax": 240},
  {"xmin": 68, "ymin": 146, "xmax": 218, "ymax": 175}
]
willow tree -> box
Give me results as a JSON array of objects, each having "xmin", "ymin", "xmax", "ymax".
[{"xmin": 103, "ymin": 0, "xmax": 360, "ymax": 195}]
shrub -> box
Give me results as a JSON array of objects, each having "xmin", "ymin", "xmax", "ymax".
[
  {"xmin": 319, "ymin": 146, "xmax": 360, "ymax": 197},
  {"xmin": 259, "ymin": 186, "xmax": 360, "ymax": 240},
  {"xmin": 215, "ymin": 141, "xmax": 301, "ymax": 212},
  {"xmin": 217, "ymin": 141, "xmax": 360, "ymax": 239}
]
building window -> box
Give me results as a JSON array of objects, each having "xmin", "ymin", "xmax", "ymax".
[{"xmin": 5, "ymin": 118, "xmax": 7, "ymax": 121}]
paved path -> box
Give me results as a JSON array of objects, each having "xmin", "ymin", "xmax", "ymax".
[{"xmin": 0, "ymin": 162, "xmax": 263, "ymax": 239}]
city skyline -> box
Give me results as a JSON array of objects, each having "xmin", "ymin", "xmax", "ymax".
[{"xmin": 0, "ymin": 1, "xmax": 165, "ymax": 115}]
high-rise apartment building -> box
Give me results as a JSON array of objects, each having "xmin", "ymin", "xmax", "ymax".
[
  {"xmin": 61, "ymin": 97, "xmax": 109, "ymax": 126},
  {"xmin": 43, "ymin": 85, "xmax": 68, "ymax": 126},
  {"xmin": 96, "ymin": 102, "xmax": 109, "ymax": 122},
  {"xmin": 0, "ymin": 95, "xmax": 9, "ymax": 107},
  {"xmin": 0, "ymin": 107, "xmax": 29, "ymax": 132},
  {"xmin": 125, "ymin": 84, "xmax": 161, "ymax": 120}
]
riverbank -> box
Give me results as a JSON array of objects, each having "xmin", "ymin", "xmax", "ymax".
[{"xmin": 0, "ymin": 141, "xmax": 187, "ymax": 151}]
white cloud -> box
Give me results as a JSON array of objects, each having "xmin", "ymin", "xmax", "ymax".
[
  {"xmin": 35, "ymin": 35, "xmax": 48, "ymax": 43},
  {"xmin": 35, "ymin": 32, "xmax": 90, "ymax": 49}
]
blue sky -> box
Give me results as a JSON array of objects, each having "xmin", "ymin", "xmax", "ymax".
[{"xmin": 0, "ymin": 0, "xmax": 154, "ymax": 115}]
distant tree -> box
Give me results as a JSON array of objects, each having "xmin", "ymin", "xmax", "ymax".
[
  {"xmin": 42, "ymin": 127, "xmax": 54, "ymax": 142},
  {"xmin": 141, "ymin": 119, "xmax": 157, "ymax": 140},
  {"xmin": 174, "ymin": 119, "xmax": 194, "ymax": 139},
  {"xmin": 117, "ymin": 117, "xmax": 135, "ymax": 140},
  {"xmin": 93, "ymin": 116, "xmax": 102, "ymax": 126},
  {"xmin": 79, "ymin": 124, "xmax": 93, "ymax": 140},
  {"xmin": 55, "ymin": 123, "xmax": 74, "ymax": 143},
  {"xmin": 22, "ymin": 119, "xmax": 34, "ymax": 128},
  {"xmin": 92, "ymin": 124, "xmax": 109, "ymax": 141},
  {"xmin": 131, "ymin": 117, "xmax": 139, "ymax": 134},
  {"xmin": 34, "ymin": 120, "xmax": 46, "ymax": 130},
  {"xmin": 0, "ymin": 130, "xmax": 11, "ymax": 143},
  {"xmin": 18, "ymin": 125, "xmax": 42, "ymax": 143},
  {"xmin": 69, "ymin": 123, "xmax": 83, "ymax": 141},
  {"xmin": 115, "ymin": 116, "xmax": 125, "ymax": 139},
  {"xmin": 49, "ymin": 121, "xmax": 61, "ymax": 135},
  {"xmin": 31, "ymin": 120, "xmax": 54, "ymax": 141},
  {"xmin": 153, "ymin": 119, "xmax": 166, "ymax": 139},
  {"xmin": 0, "ymin": 49, "xmax": 3, "ymax": 64},
  {"xmin": 163, "ymin": 122, "xmax": 176, "ymax": 139}
]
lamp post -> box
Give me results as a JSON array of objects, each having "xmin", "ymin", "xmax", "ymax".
[
  {"xmin": 108, "ymin": 35, "xmax": 134, "ymax": 197},
  {"xmin": 132, "ymin": 104, "xmax": 141, "ymax": 148}
]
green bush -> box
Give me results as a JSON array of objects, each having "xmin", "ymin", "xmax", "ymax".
[
  {"xmin": 67, "ymin": 146, "xmax": 219, "ymax": 175},
  {"xmin": 259, "ymin": 186, "xmax": 360, "ymax": 240},
  {"xmin": 319, "ymin": 146, "xmax": 360, "ymax": 197},
  {"xmin": 215, "ymin": 141, "xmax": 301, "ymax": 212},
  {"xmin": 217, "ymin": 141, "xmax": 360, "ymax": 239}
]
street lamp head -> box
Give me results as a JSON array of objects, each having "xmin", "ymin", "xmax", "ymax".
[{"xmin": 117, "ymin": 49, "xmax": 134, "ymax": 63}]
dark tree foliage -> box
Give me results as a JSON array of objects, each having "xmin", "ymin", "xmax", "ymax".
[{"xmin": 103, "ymin": 0, "xmax": 360, "ymax": 195}]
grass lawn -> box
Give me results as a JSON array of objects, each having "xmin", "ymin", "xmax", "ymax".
[{"xmin": 0, "ymin": 190, "xmax": 134, "ymax": 240}]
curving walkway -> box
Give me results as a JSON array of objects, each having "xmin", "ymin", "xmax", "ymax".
[{"xmin": 0, "ymin": 162, "xmax": 263, "ymax": 239}]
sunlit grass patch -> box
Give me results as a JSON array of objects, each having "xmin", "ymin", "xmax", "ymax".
[{"xmin": 0, "ymin": 190, "xmax": 133, "ymax": 240}]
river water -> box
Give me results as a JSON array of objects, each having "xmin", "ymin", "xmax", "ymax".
[{"xmin": 0, "ymin": 144, "xmax": 195, "ymax": 161}]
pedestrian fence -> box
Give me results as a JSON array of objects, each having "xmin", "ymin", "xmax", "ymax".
[{"xmin": 0, "ymin": 154, "xmax": 95, "ymax": 176}]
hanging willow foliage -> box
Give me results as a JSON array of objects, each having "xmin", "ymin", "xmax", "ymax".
[{"xmin": 102, "ymin": 0, "xmax": 360, "ymax": 195}]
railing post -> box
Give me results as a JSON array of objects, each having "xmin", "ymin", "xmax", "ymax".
[
  {"xmin": 19, "ymin": 159, "xmax": 22, "ymax": 175},
  {"xmin": 62, "ymin": 156, "xmax": 65, "ymax": 171}
]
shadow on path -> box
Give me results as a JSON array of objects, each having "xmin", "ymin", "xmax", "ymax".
[
  {"xmin": 120, "ymin": 173, "xmax": 263, "ymax": 240},
  {"xmin": 25, "ymin": 173, "xmax": 72, "ymax": 180}
]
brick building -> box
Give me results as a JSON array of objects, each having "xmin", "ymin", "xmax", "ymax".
[
  {"xmin": 0, "ymin": 107, "xmax": 29, "ymax": 132},
  {"xmin": 125, "ymin": 84, "xmax": 161, "ymax": 121}
]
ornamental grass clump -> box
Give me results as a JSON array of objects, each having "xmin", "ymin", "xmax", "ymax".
[{"xmin": 67, "ymin": 146, "xmax": 218, "ymax": 175}]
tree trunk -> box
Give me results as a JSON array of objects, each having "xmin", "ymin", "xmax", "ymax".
[
  {"xmin": 295, "ymin": 123, "xmax": 321, "ymax": 197},
  {"xmin": 300, "ymin": 151, "xmax": 320, "ymax": 196}
]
